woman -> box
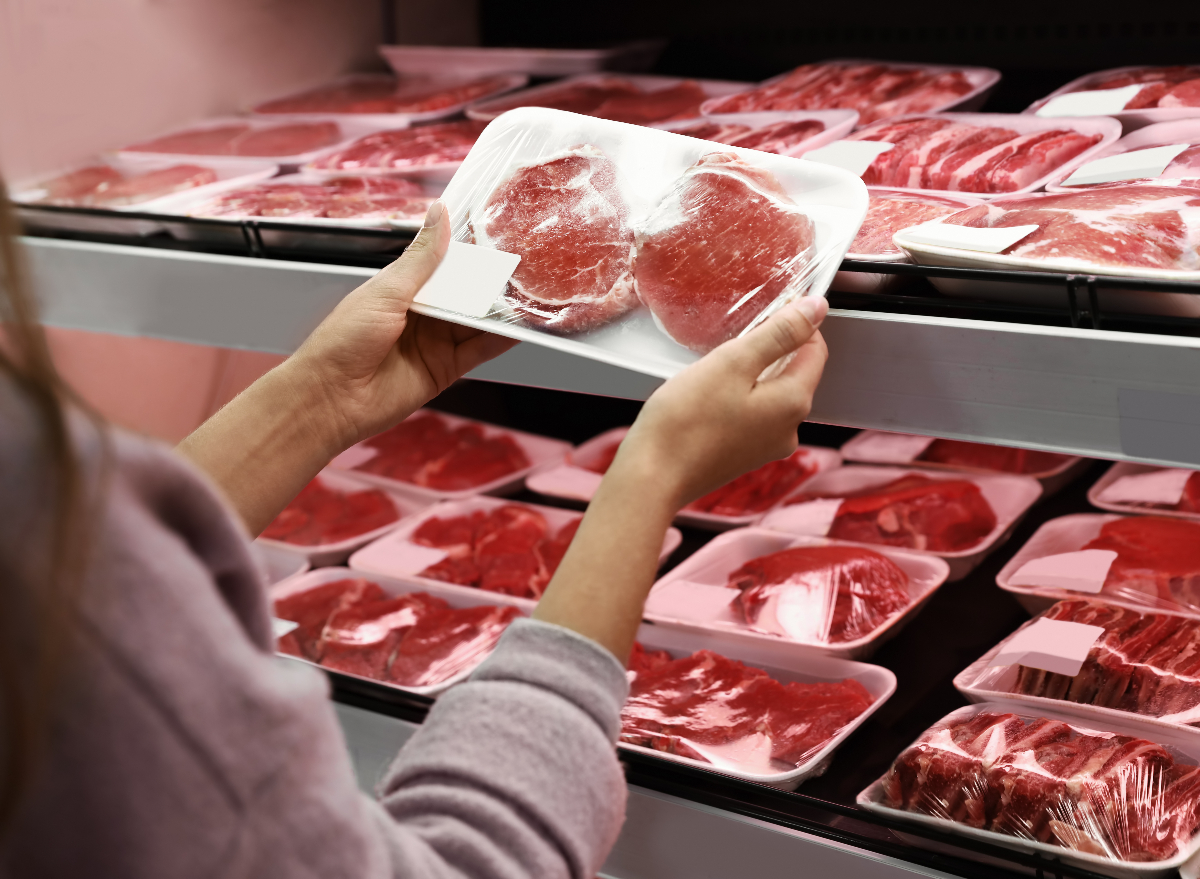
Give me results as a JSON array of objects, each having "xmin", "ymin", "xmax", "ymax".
[{"xmin": 0, "ymin": 191, "xmax": 828, "ymax": 877}]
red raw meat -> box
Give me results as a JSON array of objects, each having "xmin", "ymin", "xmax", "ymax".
[
  {"xmin": 918, "ymin": 440, "xmax": 1073, "ymax": 475},
  {"xmin": 706, "ymin": 62, "xmax": 975, "ymax": 125},
  {"xmin": 850, "ymin": 192, "xmax": 966, "ymax": 255},
  {"xmin": 794, "ymin": 474, "xmax": 998, "ymax": 553},
  {"xmin": 472, "ymin": 144, "xmax": 638, "ymax": 333},
  {"xmin": 388, "ymin": 604, "xmax": 520, "ymax": 687},
  {"xmin": 124, "ymin": 124, "xmax": 249, "ymax": 155},
  {"xmin": 1161, "ymin": 80, "xmax": 1200, "ymax": 109},
  {"xmin": 389, "ymin": 76, "xmax": 518, "ymax": 114},
  {"xmin": 319, "ymin": 592, "xmax": 448, "ymax": 679},
  {"xmin": 90, "ymin": 165, "xmax": 218, "ymax": 207},
  {"xmin": 261, "ymin": 477, "xmax": 399, "ymax": 546},
  {"xmin": 412, "ymin": 509, "xmax": 486, "ymax": 585},
  {"xmin": 484, "ymin": 79, "xmax": 642, "ymax": 116},
  {"xmin": 589, "ymin": 81, "xmax": 709, "ymax": 125},
  {"xmin": 34, "ymin": 165, "xmax": 124, "ymax": 205},
  {"xmin": 686, "ymin": 448, "xmax": 820, "ymax": 516},
  {"xmin": 728, "ymin": 545, "xmax": 911, "ymax": 643},
  {"xmin": 943, "ymin": 183, "xmax": 1200, "ymax": 271},
  {"xmin": 256, "ymin": 79, "xmax": 408, "ymax": 114},
  {"xmin": 195, "ymin": 176, "xmax": 429, "ymax": 221},
  {"xmin": 627, "ymin": 642, "xmax": 674, "ymax": 679},
  {"xmin": 635, "ymin": 152, "xmax": 816, "ymax": 353},
  {"xmin": 675, "ymin": 120, "xmax": 753, "ymax": 143},
  {"xmin": 727, "ymin": 119, "xmax": 826, "ymax": 154},
  {"xmin": 1164, "ymin": 145, "xmax": 1200, "ymax": 180},
  {"xmin": 1059, "ymin": 67, "xmax": 1200, "ymax": 110},
  {"xmin": 621, "ymin": 649, "xmax": 873, "ymax": 768},
  {"xmin": 310, "ymin": 120, "xmax": 485, "ymax": 171},
  {"xmin": 125, "ymin": 122, "xmax": 340, "ymax": 157},
  {"xmin": 273, "ymin": 577, "xmax": 385, "ymax": 661},
  {"xmin": 1081, "ymin": 517, "xmax": 1200, "ymax": 612}
]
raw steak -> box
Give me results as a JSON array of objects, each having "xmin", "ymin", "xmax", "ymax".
[
  {"xmin": 728, "ymin": 119, "xmax": 826, "ymax": 154},
  {"xmin": 471, "ymin": 144, "xmax": 638, "ymax": 333},
  {"xmin": 320, "ymin": 592, "xmax": 447, "ymax": 679},
  {"xmin": 310, "ymin": 120, "xmax": 485, "ymax": 171},
  {"xmin": 621, "ymin": 648, "xmax": 873, "ymax": 767},
  {"xmin": 387, "ymin": 604, "xmax": 520, "ymax": 686},
  {"xmin": 256, "ymin": 79, "xmax": 408, "ymax": 114},
  {"xmin": 34, "ymin": 165, "xmax": 124, "ymax": 205},
  {"xmin": 482, "ymin": 79, "xmax": 643, "ymax": 116},
  {"xmin": 389, "ymin": 75, "xmax": 518, "ymax": 114},
  {"xmin": 124, "ymin": 124, "xmax": 249, "ymax": 156},
  {"xmin": 674, "ymin": 120, "xmax": 753, "ymax": 143},
  {"xmin": 1081, "ymin": 517, "xmax": 1200, "ymax": 612},
  {"xmin": 1054, "ymin": 66, "xmax": 1200, "ymax": 110},
  {"xmin": 918, "ymin": 440, "xmax": 1073, "ymax": 475},
  {"xmin": 89, "ymin": 165, "xmax": 217, "ymax": 207},
  {"xmin": 261, "ymin": 476, "xmax": 399, "ymax": 546},
  {"xmin": 792, "ymin": 474, "xmax": 998, "ymax": 552},
  {"xmin": 943, "ymin": 182, "xmax": 1200, "ymax": 271},
  {"xmin": 635, "ymin": 152, "xmax": 816, "ymax": 353},
  {"xmin": 685, "ymin": 448, "xmax": 820, "ymax": 516},
  {"xmin": 849, "ymin": 192, "xmax": 968, "ymax": 256},
  {"xmin": 705, "ymin": 62, "xmax": 976, "ymax": 125},
  {"xmin": 273, "ymin": 577, "xmax": 386, "ymax": 661},
  {"xmin": 195, "ymin": 176, "xmax": 429, "ymax": 221},
  {"xmin": 125, "ymin": 121, "xmax": 340, "ymax": 157},
  {"xmin": 481, "ymin": 78, "xmax": 708, "ymax": 125},
  {"xmin": 627, "ymin": 641, "xmax": 674, "ymax": 679},
  {"xmin": 727, "ymin": 545, "xmax": 911, "ymax": 643}
]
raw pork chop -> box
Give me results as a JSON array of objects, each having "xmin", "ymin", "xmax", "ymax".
[
  {"xmin": 635, "ymin": 152, "xmax": 815, "ymax": 353},
  {"xmin": 125, "ymin": 122, "xmax": 340, "ymax": 157},
  {"xmin": 674, "ymin": 119, "xmax": 826, "ymax": 155},
  {"xmin": 728, "ymin": 545, "xmax": 911, "ymax": 642},
  {"xmin": 918, "ymin": 440, "xmax": 1072, "ymax": 475},
  {"xmin": 261, "ymin": 476, "xmax": 399, "ymax": 546},
  {"xmin": 34, "ymin": 165, "xmax": 123, "ymax": 205},
  {"xmin": 1082, "ymin": 516, "xmax": 1200, "ymax": 612},
  {"xmin": 849, "ymin": 192, "xmax": 970, "ymax": 256},
  {"xmin": 255, "ymin": 76, "xmax": 514, "ymax": 115},
  {"xmin": 388, "ymin": 76, "xmax": 518, "ymax": 114},
  {"xmin": 88, "ymin": 165, "xmax": 217, "ymax": 207},
  {"xmin": 310, "ymin": 120, "xmax": 485, "ymax": 171},
  {"xmin": 674, "ymin": 120, "xmax": 753, "ymax": 143},
  {"xmin": 471, "ymin": 144, "xmax": 638, "ymax": 333},
  {"xmin": 197, "ymin": 176, "xmax": 430, "ymax": 221},
  {"xmin": 480, "ymin": 79, "xmax": 642, "ymax": 116},
  {"xmin": 319, "ymin": 592, "xmax": 447, "ymax": 679},
  {"xmin": 479, "ymin": 78, "xmax": 708, "ymax": 125}
]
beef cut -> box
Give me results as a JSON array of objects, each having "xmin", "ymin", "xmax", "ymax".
[
  {"xmin": 918, "ymin": 440, "xmax": 1073, "ymax": 475},
  {"xmin": 275, "ymin": 577, "xmax": 386, "ymax": 661},
  {"xmin": 37, "ymin": 164, "xmax": 217, "ymax": 207},
  {"xmin": 196, "ymin": 176, "xmax": 431, "ymax": 221},
  {"xmin": 686, "ymin": 449, "xmax": 820, "ymax": 516},
  {"xmin": 310, "ymin": 120, "xmax": 485, "ymax": 171},
  {"xmin": 261, "ymin": 477, "xmax": 400, "ymax": 546},
  {"xmin": 850, "ymin": 192, "xmax": 970, "ymax": 256},
  {"xmin": 675, "ymin": 119, "xmax": 827, "ymax": 155},
  {"xmin": 1053, "ymin": 66, "xmax": 1200, "ymax": 110},
  {"xmin": 635, "ymin": 152, "xmax": 816, "ymax": 353},
  {"xmin": 471, "ymin": 144, "xmax": 638, "ymax": 333},
  {"xmin": 124, "ymin": 121, "xmax": 340, "ymax": 157},
  {"xmin": 1081, "ymin": 516, "xmax": 1200, "ymax": 612},
  {"xmin": 255, "ymin": 76, "xmax": 513, "ymax": 115},
  {"xmin": 480, "ymin": 77, "xmax": 709, "ymax": 125},
  {"xmin": 727, "ymin": 545, "xmax": 912, "ymax": 643}
]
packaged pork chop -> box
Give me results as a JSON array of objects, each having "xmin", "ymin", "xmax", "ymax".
[
  {"xmin": 412, "ymin": 107, "xmax": 866, "ymax": 379},
  {"xmin": 1028, "ymin": 65, "xmax": 1200, "ymax": 131},
  {"xmin": 858, "ymin": 702, "xmax": 1200, "ymax": 877},
  {"xmin": 1045, "ymin": 119, "xmax": 1200, "ymax": 192},
  {"xmin": 1088, "ymin": 462, "xmax": 1200, "ymax": 523},
  {"xmin": 654, "ymin": 109, "xmax": 858, "ymax": 157}
]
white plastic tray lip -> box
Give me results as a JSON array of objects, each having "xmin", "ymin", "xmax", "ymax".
[
  {"xmin": 1024, "ymin": 66, "xmax": 1200, "ymax": 129},
  {"xmin": 763, "ymin": 465, "xmax": 1044, "ymax": 561},
  {"xmin": 856, "ymin": 699, "xmax": 1200, "ymax": 877},
  {"xmin": 842, "ymin": 187, "xmax": 988, "ymax": 262},
  {"xmin": 698, "ymin": 58, "xmax": 1003, "ymax": 120},
  {"xmin": 464, "ymin": 71, "xmax": 754, "ymax": 122},
  {"xmin": 348, "ymin": 494, "xmax": 683, "ymax": 612},
  {"xmin": 839, "ymin": 430, "xmax": 1085, "ymax": 481},
  {"xmin": 652, "ymin": 108, "xmax": 861, "ymax": 158},
  {"xmin": 378, "ymin": 40, "xmax": 664, "ymax": 78},
  {"xmin": 328, "ymin": 408, "xmax": 572, "ymax": 502},
  {"xmin": 269, "ymin": 564, "xmax": 526, "ymax": 697},
  {"xmin": 626, "ymin": 620, "xmax": 897, "ymax": 787},
  {"xmin": 419, "ymin": 105, "xmax": 869, "ymax": 382},
  {"xmin": 1044, "ymin": 118, "xmax": 1200, "ymax": 192},
  {"xmin": 643, "ymin": 527, "xmax": 951, "ymax": 659},
  {"xmin": 1088, "ymin": 461, "xmax": 1200, "ymax": 522}
]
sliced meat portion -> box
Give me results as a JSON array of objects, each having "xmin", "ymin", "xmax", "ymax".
[
  {"xmin": 387, "ymin": 604, "xmax": 521, "ymax": 687},
  {"xmin": 194, "ymin": 176, "xmax": 429, "ymax": 221},
  {"xmin": 674, "ymin": 121, "xmax": 754, "ymax": 143},
  {"xmin": 33, "ymin": 165, "xmax": 124, "ymax": 205},
  {"xmin": 918, "ymin": 440, "xmax": 1073, "ymax": 475},
  {"xmin": 256, "ymin": 79, "xmax": 408, "ymax": 114},
  {"xmin": 261, "ymin": 476, "xmax": 400, "ymax": 546},
  {"xmin": 89, "ymin": 165, "xmax": 218, "ymax": 207},
  {"xmin": 590, "ymin": 81, "xmax": 709, "ymax": 124},
  {"xmin": 687, "ymin": 449, "xmax": 821, "ymax": 517},
  {"xmin": 389, "ymin": 76, "xmax": 518, "ymax": 114},
  {"xmin": 849, "ymin": 192, "xmax": 968, "ymax": 256},
  {"xmin": 310, "ymin": 120, "xmax": 485, "ymax": 171},
  {"xmin": 1082, "ymin": 516, "xmax": 1200, "ymax": 612},
  {"xmin": 273, "ymin": 577, "xmax": 386, "ymax": 661},
  {"xmin": 124, "ymin": 122, "xmax": 340, "ymax": 157},
  {"xmin": 1160, "ymin": 80, "xmax": 1200, "ymax": 109},
  {"xmin": 124, "ymin": 124, "xmax": 249, "ymax": 155},
  {"xmin": 480, "ymin": 78, "xmax": 643, "ymax": 116},
  {"xmin": 319, "ymin": 592, "xmax": 448, "ymax": 678}
]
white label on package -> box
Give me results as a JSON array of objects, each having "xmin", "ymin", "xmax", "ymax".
[
  {"xmin": 1062, "ymin": 143, "xmax": 1191, "ymax": 186},
  {"xmin": 1035, "ymin": 84, "xmax": 1145, "ymax": 117},
  {"xmin": 989, "ymin": 618, "xmax": 1105, "ymax": 677},
  {"xmin": 413, "ymin": 241, "xmax": 521, "ymax": 318},
  {"xmin": 1098, "ymin": 468, "xmax": 1193, "ymax": 506},
  {"xmin": 852, "ymin": 432, "xmax": 936, "ymax": 464},
  {"xmin": 803, "ymin": 141, "xmax": 895, "ymax": 176},
  {"xmin": 1010, "ymin": 549, "xmax": 1118, "ymax": 595},
  {"xmin": 546, "ymin": 465, "xmax": 604, "ymax": 499},
  {"xmin": 902, "ymin": 222, "xmax": 1039, "ymax": 254},
  {"xmin": 330, "ymin": 444, "xmax": 379, "ymax": 470},
  {"xmin": 759, "ymin": 499, "xmax": 843, "ymax": 536},
  {"xmin": 646, "ymin": 580, "xmax": 738, "ymax": 623},
  {"xmin": 376, "ymin": 542, "xmax": 450, "ymax": 576},
  {"xmin": 271, "ymin": 617, "xmax": 300, "ymax": 638}
]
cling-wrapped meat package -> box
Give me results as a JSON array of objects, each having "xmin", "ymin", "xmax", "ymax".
[{"xmin": 261, "ymin": 476, "xmax": 400, "ymax": 547}]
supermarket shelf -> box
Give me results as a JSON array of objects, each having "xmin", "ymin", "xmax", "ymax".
[{"xmin": 24, "ymin": 235, "xmax": 1200, "ymax": 467}]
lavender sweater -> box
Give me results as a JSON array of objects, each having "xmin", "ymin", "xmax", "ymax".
[{"xmin": 0, "ymin": 384, "xmax": 629, "ymax": 878}]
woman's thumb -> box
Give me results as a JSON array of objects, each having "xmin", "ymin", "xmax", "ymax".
[{"xmin": 375, "ymin": 200, "xmax": 449, "ymax": 305}]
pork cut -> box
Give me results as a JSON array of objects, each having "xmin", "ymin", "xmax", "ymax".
[
  {"xmin": 674, "ymin": 119, "xmax": 826, "ymax": 155},
  {"xmin": 195, "ymin": 176, "xmax": 431, "ymax": 221},
  {"xmin": 480, "ymin": 78, "xmax": 708, "ymax": 125},
  {"xmin": 918, "ymin": 440, "xmax": 1073, "ymax": 475},
  {"xmin": 386, "ymin": 604, "xmax": 521, "ymax": 687},
  {"xmin": 1080, "ymin": 516, "xmax": 1200, "ymax": 612},
  {"xmin": 261, "ymin": 476, "xmax": 400, "ymax": 546},
  {"xmin": 635, "ymin": 151, "xmax": 815, "ymax": 353},
  {"xmin": 849, "ymin": 192, "xmax": 970, "ymax": 256},
  {"xmin": 310, "ymin": 120, "xmax": 485, "ymax": 171},
  {"xmin": 471, "ymin": 144, "xmax": 639, "ymax": 333},
  {"xmin": 34, "ymin": 165, "xmax": 124, "ymax": 205},
  {"xmin": 255, "ymin": 76, "xmax": 513, "ymax": 115},
  {"xmin": 124, "ymin": 121, "xmax": 340, "ymax": 157},
  {"xmin": 37, "ymin": 164, "xmax": 217, "ymax": 207}
]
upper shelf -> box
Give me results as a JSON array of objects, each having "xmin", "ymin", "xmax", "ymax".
[{"xmin": 24, "ymin": 235, "xmax": 1200, "ymax": 468}]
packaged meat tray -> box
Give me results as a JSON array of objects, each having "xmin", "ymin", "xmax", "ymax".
[
  {"xmin": 1027, "ymin": 66, "xmax": 1200, "ymax": 131},
  {"xmin": 1089, "ymin": 462, "xmax": 1200, "ymax": 523},
  {"xmin": 858, "ymin": 702, "xmax": 1200, "ymax": 878},
  {"xmin": 252, "ymin": 73, "xmax": 529, "ymax": 126},
  {"xmin": 830, "ymin": 188, "xmax": 984, "ymax": 294},
  {"xmin": 525, "ymin": 425, "xmax": 841, "ymax": 530},
  {"xmin": 700, "ymin": 59, "xmax": 1001, "ymax": 126},
  {"xmin": 956, "ymin": 599, "xmax": 1200, "ymax": 736},
  {"xmin": 465, "ymin": 73, "xmax": 752, "ymax": 125},
  {"xmin": 840, "ymin": 430, "xmax": 1087, "ymax": 495},
  {"xmin": 378, "ymin": 40, "xmax": 664, "ymax": 78},
  {"xmin": 255, "ymin": 471, "xmax": 430, "ymax": 567},
  {"xmin": 270, "ymin": 566, "xmax": 523, "ymax": 697},
  {"xmin": 305, "ymin": 120, "xmax": 486, "ymax": 183},
  {"xmin": 997, "ymin": 513, "xmax": 1200, "ymax": 618},
  {"xmin": 643, "ymin": 527, "xmax": 950, "ymax": 660},
  {"xmin": 1045, "ymin": 119, "xmax": 1200, "ymax": 192},
  {"xmin": 656, "ymin": 109, "xmax": 858, "ymax": 158},
  {"xmin": 347, "ymin": 495, "xmax": 683, "ymax": 611},
  {"xmin": 624, "ymin": 621, "xmax": 895, "ymax": 789},
  {"xmin": 416, "ymin": 106, "xmax": 866, "ymax": 379},
  {"xmin": 893, "ymin": 181, "xmax": 1200, "ymax": 318},
  {"xmin": 759, "ymin": 466, "xmax": 1042, "ymax": 581},
  {"xmin": 328, "ymin": 409, "xmax": 570, "ymax": 502}
]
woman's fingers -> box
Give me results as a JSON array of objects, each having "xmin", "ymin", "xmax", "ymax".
[
  {"xmin": 721, "ymin": 296, "xmax": 828, "ymax": 380},
  {"xmin": 453, "ymin": 329, "xmax": 521, "ymax": 375},
  {"xmin": 369, "ymin": 200, "xmax": 450, "ymax": 308}
]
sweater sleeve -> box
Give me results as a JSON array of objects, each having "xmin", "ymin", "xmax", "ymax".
[{"xmin": 372, "ymin": 619, "xmax": 630, "ymax": 879}]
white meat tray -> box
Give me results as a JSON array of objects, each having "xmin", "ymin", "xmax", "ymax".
[
  {"xmin": 1025, "ymin": 66, "xmax": 1200, "ymax": 132},
  {"xmin": 642, "ymin": 527, "xmax": 950, "ymax": 660},
  {"xmin": 379, "ymin": 40, "xmax": 664, "ymax": 78},
  {"xmin": 758, "ymin": 465, "xmax": 1043, "ymax": 581},
  {"xmin": 654, "ymin": 109, "xmax": 860, "ymax": 157},
  {"xmin": 253, "ymin": 541, "xmax": 311, "ymax": 585},
  {"xmin": 348, "ymin": 494, "xmax": 683, "ymax": 613},
  {"xmin": 1044, "ymin": 118, "xmax": 1200, "ymax": 191},
  {"xmin": 858, "ymin": 700, "xmax": 1200, "ymax": 879},
  {"xmin": 1088, "ymin": 461, "xmax": 1200, "ymax": 522},
  {"xmin": 626, "ymin": 620, "xmax": 896, "ymax": 789}
]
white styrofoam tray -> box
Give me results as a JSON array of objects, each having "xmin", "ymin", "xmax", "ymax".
[
  {"xmin": 858, "ymin": 700, "xmax": 1200, "ymax": 879},
  {"xmin": 1025, "ymin": 66, "xmax": 1200, "ymax": 132},
  {"xmin": 654, "ymin": 109, "xmax": 860, "ymax": 157},
  {"xmin": 1044, "ymin": 118, "xmax": 1200, "ymax": 191},
  {"xmin": 254, "ymin": 469, "xmax": 433, "ymax": 568},
  {"xmin": 348, "ymin": 494, "xmax": 683, "ymax": 613},
  {"xmin": 1088, "ymin": 461, "xmax": 1200, "ymax": 522},
  {"xmin": 416, "ymin": 106, "xmax": 868, "ymax": 381},
  {"xmin": 698, "ymin": 59, "xmax": 1003, "ymax": 122},
  {"xmin": 328, "ymin": 409, "xmax": 571, "ymax": 503},
  {"xmin": 839, "ymin": 429, "xmax": 1088, "ymax": 495},
  {"xmin": 253, "ymin": 541, "xmax": 311, "ymax": 585},
  {"xmin": 464, "ymin": 72, "xmax": 753, "ymax": 122},
  {"xmin": 642, "ymin": 527, "xmax": 950, "ymax": 660},
  {"xmin": 269, "ymin": 565, "xmax": 526, "ymax": 697},
  {"xmin": 759, "ymin": 465, "xmax": 1043, "ymax": 581},
  {"xmin": 626, "ymin": 621, "xmax": 896, "ymax": 789},
  {"xmin": 379, "ymin": 40, "xmax": 664, "ymax": 78}
]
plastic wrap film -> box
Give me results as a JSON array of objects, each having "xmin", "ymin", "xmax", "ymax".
[
  {"xmin": 308, "ymin": 121, "xmax": 486, "ymax": 173},
  {"xmin": 873, "ymin": 707, "xmax": 1200, "ymax": 863},
  {"xmin": 190, "ymin": 176, "xmax": 434, "ymax": 222},
  {"xmin": 434, "ymin": 107, "xmax": 864, "ymax": 374},
  {"xmin": 254, "ymin": 74, "xmax": 526, "ymax": 118},
  {"xmin": 670, "ymin": 117, "xmax": 826, "ymax": 154},
  {"xmin": 622, "ymin": 646, "xmax": 875, "ymax": 770},
  {"xmin": 919, "ymin": 440, "xmax": 1076, "ymax": 476},
  {"xmin": 1047, "ymin": 121, "xmax": 1200, "ymax": 191},
  {"xmin": 261, "ymin": 477, "xmax": 399, "ymax": 547},
  {"xmin": 1079, "ymin": 518, "xmax": 1200, "ymax": 614},
  {"xmin": 849, "ymin": 190, "xmax": 981, "ymax": 257},
  {"xmin": 1030, "ymin": 66, "xmax": 1200, "ymax": 115}
]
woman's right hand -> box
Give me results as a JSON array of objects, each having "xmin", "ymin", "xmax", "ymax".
[{"xmin": 613, "ymin": 296, "xmax": 829, "ymax": 511}]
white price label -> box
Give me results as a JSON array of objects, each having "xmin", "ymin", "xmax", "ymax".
[
  {"xmin": 272, "ymin": 617, "xmax": 300, "ymax": 638},
  {"xmin": 413, "ymin": 240, "xmax": 521, "ymax": 318},
  {"xmin": 365, "ymin": 541, "xmax": 451, "ymax": 577},
  {"xmin": 330, "ymin": 444, "xmax": 379, "ymax": 470},
  {"xmin": 989, "ymin": 618, "xmax": 1105, "ymax": 677},
  {"xmin": 1010, "ymin": 549, "xmax": 1118, "ymax": 595},
  {"xmin": 1036, "ymin": 84, "xmax": 1145, "ymax": 117},
  {"xmin": 803, "ymin": 140, "xmax": 896, "ymax": 176},
  {"xmin": 901, "ymin": 221, "xmax": 1040, "ymax": 254},
  {"xmin": 1098, "ymin": 468, "xmax": 1193, "ymax": 506},
  {"xmin": 645, "ymin": 580, "xmax": 739, "ymax": 623},
  {"xmin": 759, "ymin": 498, "xmax": 843, "ymax": 536},
  {"xmin": 849, "ymin": 431, "xmax": 936, "ymax": 464},
  {"xmin": 1062, "ymin": 143, "xmax": 1192, "ymax": 186}
]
